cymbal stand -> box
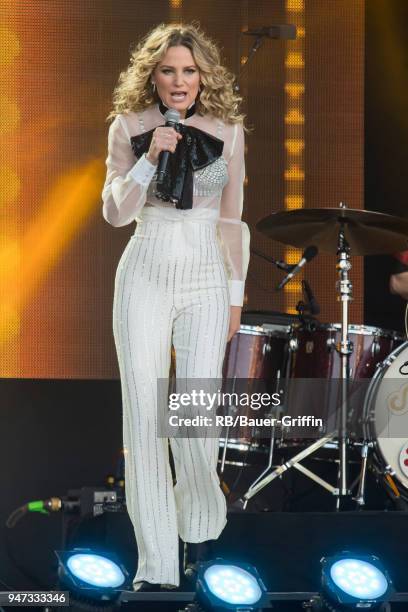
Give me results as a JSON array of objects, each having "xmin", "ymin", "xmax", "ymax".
[
  {"xmin": 335, "ymin": 217, "xmax": 353, "ymax": 506},
  {"xmin": 241, "ymin": 204, "xmax": 354, "ymax": 509}
]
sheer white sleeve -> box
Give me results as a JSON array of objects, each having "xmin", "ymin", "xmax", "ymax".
[
  {"xmin": 217, "ymin": 123, "xmax": 250, "ymax": 307},
  {"xmin": 101, "ymin": 115, "xmax": 157, "ymax": 227}
]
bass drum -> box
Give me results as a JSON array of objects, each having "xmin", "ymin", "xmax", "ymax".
[{"xmin": 364, "ymin": 340, "xmax": 408, "ymax": 491}]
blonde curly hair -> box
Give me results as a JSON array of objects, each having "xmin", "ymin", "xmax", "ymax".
[{"xmin": 106, "ymin": 22, "xmax": 246, "ymax": 126}]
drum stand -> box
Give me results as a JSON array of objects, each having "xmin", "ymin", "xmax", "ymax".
[
  {"xmin": 241, "ymin": 208, "xmax": 353, "ymax": 510},
  {"xmin": 353, "ymin": 441, "xmax": 372, "ymax": 506},
  {"xmin": 219, "ymin": 371, "xmax": 284, "ymax": 475}
]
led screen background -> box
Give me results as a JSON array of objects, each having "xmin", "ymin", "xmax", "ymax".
[{"xmin": 0, "ymin": 0, "xmax": 363, "ymax": 378}]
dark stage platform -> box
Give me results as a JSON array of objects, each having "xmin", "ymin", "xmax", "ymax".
[
  {"xmin": 2, "ymin": 381, "xmax": 408, "ymax": 609},
  {"xmin": 64, "ymin": 510, "xmax": 408, "ymax": 611}
]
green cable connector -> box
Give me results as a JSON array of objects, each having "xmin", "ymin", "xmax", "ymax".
[{"xmin": 27, "ymin": 501, "xmax": 49, "ymax": 515}]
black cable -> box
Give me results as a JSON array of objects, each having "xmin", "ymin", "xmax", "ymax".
[{"xmin": 5, "ymin": 505, "xmax": 29, "ymax": 529}]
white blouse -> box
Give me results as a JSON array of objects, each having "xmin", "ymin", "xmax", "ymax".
[{"xmin": 101, "ymin": 103, "xmax": 250, "ymax": 307}]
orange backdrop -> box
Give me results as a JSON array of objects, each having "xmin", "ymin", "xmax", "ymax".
[{"xmin": 0, "ymin": 0, "xmax": 364, "ymax": 378}]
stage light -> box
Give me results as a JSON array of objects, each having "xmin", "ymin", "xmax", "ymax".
[
  {"xmin": 195, "ymin": 559, "xmax": 268, "ymax": 611},
  {"xmin": 66, "ymin": 553, "xmax": 125, "ymax": 588},
  {"xmin": 319, "ymin": 552, "xmax": 393, "ymax": 610},
  {"xmin": 56, "ymin": 548, "xmax": 131, "ymax": 607}
]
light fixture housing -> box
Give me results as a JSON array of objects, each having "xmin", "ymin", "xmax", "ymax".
[
  {"xmin": 320, "ymin": 552, "xmax": 393, "ymax": 609},
  {"xmin": 195, "ymin": 558, "xmax": 268, "ymax": 611},
  {"xmin": 56, "ymin": 548, "xmax": 131, "ymax": 605}
]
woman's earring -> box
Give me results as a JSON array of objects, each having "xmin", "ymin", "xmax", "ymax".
[
  {"xmin": 198, "ymin": 83, "xmax": 202, "ymax": 93},
  {"xmin": 151, "ymin": 81, "xmax": 156, "ymax": 93}
]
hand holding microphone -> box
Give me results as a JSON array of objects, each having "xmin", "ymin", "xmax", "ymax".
[
  {"xmin": 146, "ymin": 126, "xmax": 182, "ymax": 165},
  {"xmin": 146, "ymin": 109, "xmax": 182, "ymax": 182}
]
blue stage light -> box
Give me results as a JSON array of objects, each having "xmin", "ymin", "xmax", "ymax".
[
  {"xmin": 196, "ymin": 559, "xmax": 268, "ymax": 611},
  {"xmin": 66, "ymin": 553, "xmax": 126, "ymax": 588},
  {"xmin": 320, "ymin": 552, "xmax": 393, "ymax": 610},
  {"xmin": 56, "ymin": 548, "xmax": 131, "ymax": 607},
  {"xmin": 204, "ymin": 564, "xmax": 262, "ymax": 605},
  {"xmin": 330, "ymin": 558, "xmax": 388, "ymax": 600}
]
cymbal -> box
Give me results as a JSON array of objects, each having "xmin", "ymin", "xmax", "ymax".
[{"xmin": 256, "ymin": 207, "xmax": 408, "ymax": 255}]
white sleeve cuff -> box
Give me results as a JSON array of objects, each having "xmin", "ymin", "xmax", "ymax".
[
  {"xmin": 229, "ymin": 280, "xmax": 245, "ymax": 307},
  {"xmin": 127, "ymin": 153, "xmax": 157, "ymax": 186}
]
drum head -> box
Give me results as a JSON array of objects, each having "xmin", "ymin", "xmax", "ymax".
[{"xmin": 369, "ymin": 341, "xmax": 408, "ymax": 490}]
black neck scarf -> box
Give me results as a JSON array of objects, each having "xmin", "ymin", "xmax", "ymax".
[{"xmin": 129, "ymin": 101, "xmax": 224, "ymax": 209}]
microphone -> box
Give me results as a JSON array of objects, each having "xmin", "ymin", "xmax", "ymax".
[
  {"xmin": 302, "ymin": 279, "xmax": 320, "ymax": 315},
  {"xmin": 275, "ymin": 260, "xmax": 294, "ymax": 272},
  {"xmin": 243, "ymin": 25, "xmax": 297, "ymax": 40},
  {"xmin": 157, "ymin": 108, "xmax": 181, "ymax": 184},
  {"xmin": 276, "ymin": 245, "xmax": 318, "ymax": 290},
  {"xmin": 250, "ymin": 247, "xmax": 294, "ymax": 271}
]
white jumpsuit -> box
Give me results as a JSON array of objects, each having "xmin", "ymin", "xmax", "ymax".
[{"xmin": 102, "ymin": 103, "xmax": 250, "ymax": 586}]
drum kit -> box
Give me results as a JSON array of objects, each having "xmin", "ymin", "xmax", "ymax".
[{"xmin": 220, "ymin": 203, "xmax": 408, "ymax": 510}]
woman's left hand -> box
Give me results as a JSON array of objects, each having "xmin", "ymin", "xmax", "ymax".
[{"xmin": 227, "ymin": 306, "xmax": 242, "ymax": 342}]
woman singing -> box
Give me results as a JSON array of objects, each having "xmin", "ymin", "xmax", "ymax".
[{"xmin": 102, "ymin": 22, "xmax": 250, "ymax": 591}]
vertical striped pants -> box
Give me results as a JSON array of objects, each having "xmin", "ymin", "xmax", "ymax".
[{"xmin": 112, "ymin": 206, "xmax": 230, "ymax": 586}]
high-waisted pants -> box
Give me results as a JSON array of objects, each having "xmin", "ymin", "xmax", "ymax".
[{"xmin": 112, "ymin": 207, "xmax": 230, "ymax": 587}]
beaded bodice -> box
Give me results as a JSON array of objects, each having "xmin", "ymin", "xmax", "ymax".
[{"xmin": 146, "ymin": 155, "xmax": 229, "ymax": 201}]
